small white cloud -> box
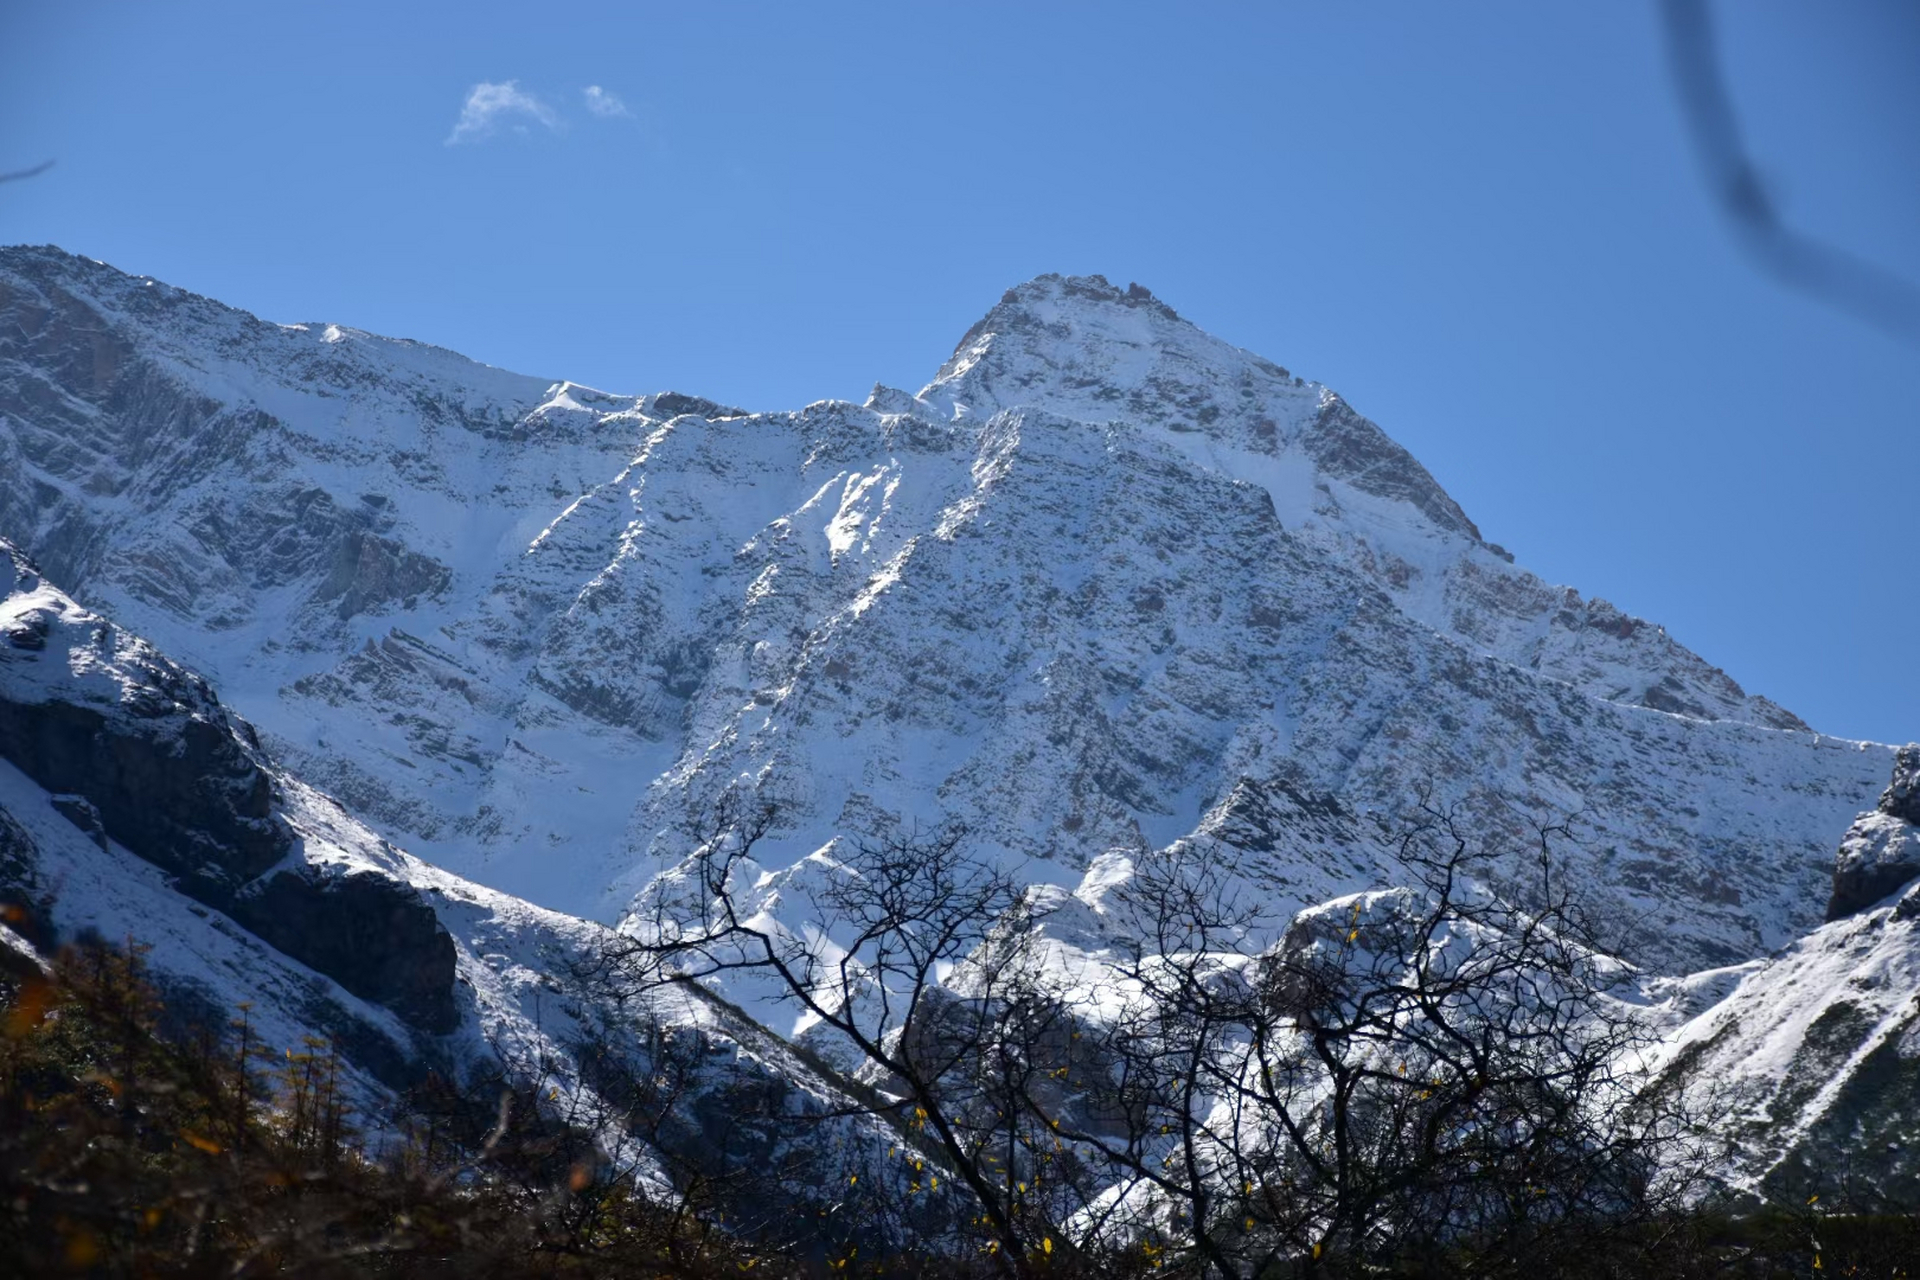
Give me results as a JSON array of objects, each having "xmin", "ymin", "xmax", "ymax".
[
  {"xmin": 446, "ymin": 81, "xmax": 561, "ymax": 145},
  {"xmin": 583, "ymin": 85, "xmax": 632, "ymax": 119}
]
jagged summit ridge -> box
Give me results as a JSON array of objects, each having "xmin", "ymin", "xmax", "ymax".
[{"xmin": 0, "ymin": 246, "xmax": 1888, "ymax": 978}]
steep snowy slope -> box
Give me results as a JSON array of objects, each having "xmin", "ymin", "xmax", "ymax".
[
  {"xmin": 1654, "ymin": 747, "xmax": 1920, "ymax": 1203},
  {"xmin": 0, "ymin": 537, "xmax": 907, "ymax": 1213},
  {"xmin": 919, "ymin": 279, "xmax": 1805, "ymax": 731},
  {"xmin": 0, "ymin": 248, "xmax": 1893, "ymax": 978}
]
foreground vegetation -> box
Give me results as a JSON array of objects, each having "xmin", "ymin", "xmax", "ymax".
[
  {"xmin": 0, "ymin": 931, "xmax": 773, "ymax": 1278},
  {"xmin": 1, "ymin": 926, "xmax": 1915, "ymax": 1278}
]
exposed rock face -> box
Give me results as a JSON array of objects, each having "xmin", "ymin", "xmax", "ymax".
[
  {"xmin": 0, "ymin": 543, "xmax": 290, "ymax": 898},
  {"xmin": 48, "ymin": 793, "xmax": 107, "ymax": 850},
  {"xmin": 233, "ymin": 864, "xmax": 458, "ymax": 1033},
  {"xmin": 1881, "ymin": 744, "xmax": 1920, "ymax": 825},
  {"xmin": 1827, "ymin": 745, "xmax": 1920, "ymax": 920},
  {"xmin": 0, "ymin": 539, "xmax": 457, "ymax": 1032},
  {"xmin": 0, "ymin": 692, "xmax": 288, "ymax": 899},
  {"xmin": 0, "ymin": 250, "xmax": 1894, "ymax": 982}
]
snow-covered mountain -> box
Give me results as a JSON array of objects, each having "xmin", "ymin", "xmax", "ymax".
[
  {"xmin": 0, "ymin": 535, "xmax": 908, "ymax": 1220},
  {"xmin": 8, "ymin": 521, "xmax": 1913, "ymax": 1241},
  {"xmin": 0, "ymin": 246, "xmax": 1894, "ymax": 986},
  {"xmin": 5, "ymin": 244, "xmax": 1918, "ymax": 1215}
]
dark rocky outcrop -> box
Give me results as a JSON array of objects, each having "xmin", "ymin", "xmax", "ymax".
[
  {"xmin": 652, "ymin": 391, "xmax": 747, "ymax": 420},
  {"xmin": 0, "ymin": 678, "xmax": 461, "ymax": 1032},
  {"xmin": 1302, "ymin": 397, "xmax": 1482, "ymax": 541},
  {"xmin": 1826, "ymin": 744, "xmax": 1920, "ymax": 920},
  {"xmin": 232, "ymin": 865, "xmax": 459, "ymax": 1034},
  {"xmin": 320, "ymin": 528, "xmax": 452, "ymax": 619},
  {"xmin": 1826, "ymin": 838, "xmax": 1919, "ymax": 921},
  {"xmin": 0, "ymin": 685, "xmax": 289, "ymax": 899},
  {"xmin": 48, "ymin": 793, "xmax": 107, "ymax": 850},
  {"xmin": 1882, "ymin": 744, "xmax": 1920, "ymax": 826},
  {"xmin": 0, "ymin": 540, "xmax": 460, "ymax": 1033}
]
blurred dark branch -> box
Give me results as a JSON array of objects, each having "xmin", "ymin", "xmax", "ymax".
[
  {"xmin": 1660, "ymin": 0, "xmax": 1920, "ymax": 344},
  {"xmin": 0, "ymin": 160, "xmax": 55, "ymax": 185}
]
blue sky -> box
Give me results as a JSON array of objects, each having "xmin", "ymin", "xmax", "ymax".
[{"xmin": 4, "ymin": 1, "xmax": 1918, "ymax": 743}]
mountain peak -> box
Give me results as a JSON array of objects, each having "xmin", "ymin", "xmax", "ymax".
[
  {"xmin": 999, "ymin": 272, "xmax": 1183, "ymax": 321},
  {"xmin": 920, "ymin": 271, "xmax": 1298, "ymax": 429},
  {"xmin": 0, "ymin": 250, "xmax": 1859, "ymax": 975},
  {"xmin": 936, "ymin": 273, "xmax": 1197, "ymax": 380}
]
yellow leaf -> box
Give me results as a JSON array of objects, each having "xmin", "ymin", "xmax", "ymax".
[
  {"xmin": 1347, "ymin": 929, "xmax": 1359, "ymax": 943},
  {"xmin": 182, "ymin": 1132, "xmax": 223, "ymax": 1155},
  {"xmin": 1043, "ymin": 1237, "xmax": 1053, "ymax": 1255}
]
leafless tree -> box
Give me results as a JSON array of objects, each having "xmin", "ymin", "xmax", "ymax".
[
  {"xmin": 1014, "ymin": 804, "xmax": 1704, "ymax": 1278},
  {"xmin": 601, "ymin": 790, "xmax": 1068, "ymax": 1273},
  {"xmin": 600, "ymin": 791, "xmax": 1702, "ymax": 1278}
]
